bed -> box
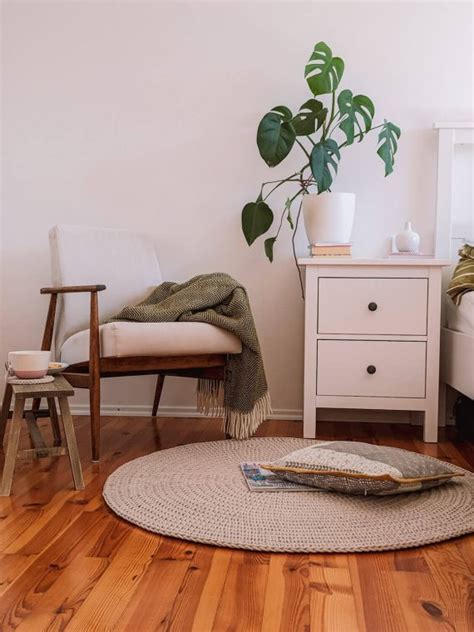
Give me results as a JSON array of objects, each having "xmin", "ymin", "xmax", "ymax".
[
  {"xmin": 441, "ymin": 295, "xmax": 474, "ymax": 402},
  {"xmin": 434, "ymin": 122, "xmax": 474, "ymax": 412},
  {"xmin": 446, "ymin": 291, "xmax": 474, "ymax": 336}
]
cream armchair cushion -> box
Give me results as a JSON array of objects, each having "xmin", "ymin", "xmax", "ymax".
[
  {"xmin": 60, "ymin": 322, "xmax": 242, "ymax": 365},
  {"xmin": 50, "ymin": 224, "xmax": 241, "ymax": 361}
]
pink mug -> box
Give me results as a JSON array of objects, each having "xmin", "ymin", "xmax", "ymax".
[{"xmin": 8, "ymin": 351, "xmax": 51, "ymax": 379}]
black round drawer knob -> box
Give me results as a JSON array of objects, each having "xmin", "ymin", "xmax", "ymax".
[
  {"xmin": 367, "ymin": 365, "xmax": 376, "ymax": 375},
  {"xmin": 368, "ymin": 302, "xmax": 378, "ymax": 311}
]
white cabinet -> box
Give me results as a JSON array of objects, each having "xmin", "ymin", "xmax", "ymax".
[
  {"xmin": 298, "ymin": 258, "xmax": 450, "ymax": 442},
  {"xmin": 316, "ymin": 340, "xmax": 426, "ymax": 398},
  {"xmin": 318, "ymin": 278, "xmax": 428, "ymax": 335}
]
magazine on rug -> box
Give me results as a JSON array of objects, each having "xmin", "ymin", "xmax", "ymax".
[{"xmin": 240, "ymin": 462, "xmax": 322, "ymax": 492}]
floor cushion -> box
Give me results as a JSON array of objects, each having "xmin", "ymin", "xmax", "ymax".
[{"xmin": 263, "ymin": 441, "xmax": 463, "ymax": 496}]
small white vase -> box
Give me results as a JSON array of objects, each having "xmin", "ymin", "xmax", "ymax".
[
  {"xmin": 302, "ymin": 192, "xmax": 355, "ymax": 244},
  {"xmin": 395, "ymin": 221, "xmax": 420, "ymax": 253}
]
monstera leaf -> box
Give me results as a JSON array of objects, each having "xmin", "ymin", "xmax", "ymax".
[
  {"xmin": 337, "ymin": 90, "xmax": 375, "ymax": 145},
  {"xmin": 377, "ymin": 120, "xmax": 401, "ymax": 176},
  {"xmin": 310, "ymin": 139, "xmax": 341, "ymax": 193},
  {"xmin": 242, "ymin": 201, "xmax": 274, "ymax": 245},
  {"xmin": 257, "ymin": 106, "xmax": 296, "ymax": 166},
  {"xmin": 292, "ymin": 99, "xmax": 327, "ymax": 136},
  {"xmin": 305, "ymin": 42, "xmax": 344, "ymax": 96},
  {"xmin": 269, "ymin": 105, "xmax": 292, "ymax": 121}
]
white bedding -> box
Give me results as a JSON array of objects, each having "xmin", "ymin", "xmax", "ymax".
[{"xmin": 446, "ymin": 291, "xmax": 474, "ymax": 335}]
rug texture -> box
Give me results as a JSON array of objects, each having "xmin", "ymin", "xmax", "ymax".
[
  {"xmin": 108, "ymin": 273, "xmax": 271, "ymax": 439},
  {"xmin": 103, "ymin": 438, "xmax": 474, "ymax": 553}
]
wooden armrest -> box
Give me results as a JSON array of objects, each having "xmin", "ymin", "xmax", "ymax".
[
  {"xmin": 37, "ymin": 283, "xmax": 104, "ymax": 435},
  {"xmin": 40, "ymin": 285, "xmax": 106, "ymax": 295}
]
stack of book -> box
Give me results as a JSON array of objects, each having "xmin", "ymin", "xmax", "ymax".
[{"xmin": 309, "ymin": 242, "xmax": 352, "ymax": 257}]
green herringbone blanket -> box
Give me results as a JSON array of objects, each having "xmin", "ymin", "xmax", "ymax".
[
  {"xmin": 110, "ymin": 273, "xmax": 271, "ymax": 439},
  {"xmin": 447, "ymin": 244, "xmax": 474, "ymax": 305}
]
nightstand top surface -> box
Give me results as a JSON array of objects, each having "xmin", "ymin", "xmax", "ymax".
[{"xmin": 297, "ymin": 257, "xmax": 452, "ymax": 267}]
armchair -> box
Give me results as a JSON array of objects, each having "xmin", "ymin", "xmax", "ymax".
[{"xmin": 38, "ymin": 225, "xmax": 242, "ymax": 461}]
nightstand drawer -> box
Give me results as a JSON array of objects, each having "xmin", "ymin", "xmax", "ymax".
[
  {"xmin": 318, "ymin": 278, "xmax": 428, "ymax": 335},
  {"xmin": 317, "ymin": 340, "xmax": 426, "ymax": 397}
]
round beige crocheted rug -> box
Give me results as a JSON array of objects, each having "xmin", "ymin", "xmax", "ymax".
[{"xmin": 103, "ymin": 437, "xmax": 474, "ymax": 552}]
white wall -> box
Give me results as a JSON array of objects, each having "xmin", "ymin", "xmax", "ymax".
[{"xmin": 1, "ymin": 1, "xmax": 472, "ymax": 416}]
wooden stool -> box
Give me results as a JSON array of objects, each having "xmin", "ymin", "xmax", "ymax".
[{"xmin": 0, "ymin": 375, "xmax": 84, "ymax": 496}]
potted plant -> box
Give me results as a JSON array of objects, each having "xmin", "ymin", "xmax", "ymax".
[{"xmin": 241, "ymin": 41, "xmax": 401, "ymax": 294}]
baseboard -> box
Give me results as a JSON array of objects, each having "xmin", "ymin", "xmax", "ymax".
[
  {"xmin": 69, "ymin": 404, "xmax": 303, "ymax": 420},
  {"xmin": 68, "ymin": 404, "xmax": 424, "ymax": 424}
]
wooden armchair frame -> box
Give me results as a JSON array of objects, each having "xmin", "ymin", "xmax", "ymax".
[{"xmin": 38, "ymin": 285, "xmax": 228, "ymax": 461}]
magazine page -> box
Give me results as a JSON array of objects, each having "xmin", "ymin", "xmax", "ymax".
[{"xmin": 240, "ymin": 462, "xmax": 323, "ymax": 492}]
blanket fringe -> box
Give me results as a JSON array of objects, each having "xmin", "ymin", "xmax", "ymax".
[
  {"xmin": 197, "ymin": 379, "xmax": 272, "ymax": 440},
  {"xmin": 223, "ymin": 391, "xmax": 272, "ymax": 440},
  {"xmin": 196, "ymin": 379, "xmax": 225, "ymax": 417}
]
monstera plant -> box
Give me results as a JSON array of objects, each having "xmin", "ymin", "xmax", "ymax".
[{"xmin": 241, "ymin": 41, "xmax": 401, "ymax": 293}]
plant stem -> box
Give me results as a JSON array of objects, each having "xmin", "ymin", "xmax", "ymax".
[
  {"xmin": 330, "ymin": 90, "xmax": 336, "ymax": 123},
  {"xmin": 326, "ymin": 113, "xmax": 342, "ymax": 139},
  {"xmin": 329, "ymin": 91, "xmax": 336, "ymax": 127},
  {"xmin": 260, "ymin": 177, "xmax": 300, "ymax": 187},
  {"xmin": 273, "ymin": 204, "xmax": 287, "ymax": 241},
  {"xmin": 289, "ymin": 188, "xmax": 306, "ymax": 204},
  {"xmin": 262, "ymin": 165, "xmax": 309, "ymax": 200},
  {"xmin": 291, "ymin": 198, "xmax": 305, "ymax": 299},
  {"xmin": 271, "ymin": 186, "xmax": 306, "ymax": 244},
  {"xmin": 295, "ymin": 139, "xmax": 310, "ymax": 159},
  {"xmin": 301, "ymin": 163, "xmax": 312, "ymax": 177},
  {"xmin": 322, "ymin": 91, "xmax": 336, "ymax": 141}
]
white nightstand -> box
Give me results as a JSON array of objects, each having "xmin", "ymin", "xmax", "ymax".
[{"xmin": 298, "ymin": 258, "xmax": 451, "ymax": 442}]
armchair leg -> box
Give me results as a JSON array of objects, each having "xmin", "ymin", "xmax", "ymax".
[
  {"xmin": 89, "ymin": 290, "xmax": 101, "ymax": 462},
  {"xmin": 90, "ymin": 376, "xmax": 101, "ymax": 462},
  {"xmin": 152, "ymin": 375, "xmax": 165, "ymax": 417}
]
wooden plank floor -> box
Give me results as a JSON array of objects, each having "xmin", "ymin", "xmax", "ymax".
[{"xmin": 0, "ymin": 414, "xmax": 473, "ymax": 631}]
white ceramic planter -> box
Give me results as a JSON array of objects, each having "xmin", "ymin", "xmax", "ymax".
[{"xmin": 302, "ymin": 192, "xmax": 355, "ymax": 245}]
